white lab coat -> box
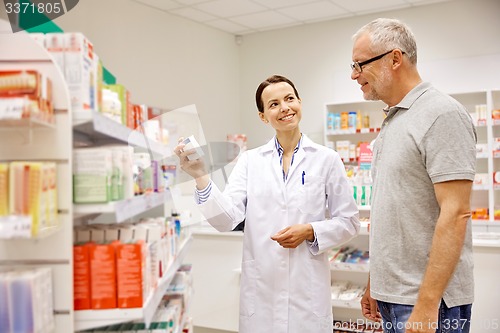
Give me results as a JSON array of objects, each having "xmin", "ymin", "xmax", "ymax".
[{"xmin": 197, "ymin": 135, "xmax": 359, "ymax": 333}]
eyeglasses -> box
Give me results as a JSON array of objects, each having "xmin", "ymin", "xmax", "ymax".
[{"xmin": 351, "ymin": 49, "xmax": 403, "ymax": 74}]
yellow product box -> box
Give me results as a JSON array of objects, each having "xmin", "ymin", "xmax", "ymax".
[
  {"xmin": 41, "ymin": 163, "xmax": 58, "ymax": 226},
  {"xmin": 9, "ymin": 162, "xmax": 48, "ymax": 236},
  {"xmin": 105, "ymin": 84, "xmax": 132, "ymax": 127},
  {"xmin": 0, "ymin": 163, "xmax": 8, "ymax": 216}
]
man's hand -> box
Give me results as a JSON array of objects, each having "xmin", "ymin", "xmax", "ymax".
[
  {"xmin": 360, "ymin": 283, "xmax": 381, "ymax": 322},
  {"xmin": 271, "ymin": 224, "xmax": 314, "ymax": 248}
]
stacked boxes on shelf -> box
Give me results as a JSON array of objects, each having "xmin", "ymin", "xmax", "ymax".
[
  {"xmin": 73, "ymin": 146, "xmax": 176, "ymax": 204},
  {"xmin": 0, "ymin": 162, "xmax": 58, "ymax": 238},
  {"xmin": 0, "ymin": 70, "xmax": 54, "ymax": 123},
  {"xmin": 0, "ymin": 267, "xmax": 55, "ymax": 333},
  {"xmin": 73, "ymin": 216, "xmax": 183, "ymax": 311}
]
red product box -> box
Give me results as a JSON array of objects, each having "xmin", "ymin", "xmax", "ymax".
[
  {"xmin": 73, "ymin": 244, "xmax": 91, "ymax": 310},
  {"xmin": 115, "ymin": 240, "xmax": 146, "ymax": 309},
  {"xmin": 89, "ymin": 242, "xmax": 117, "ymax": 309}
]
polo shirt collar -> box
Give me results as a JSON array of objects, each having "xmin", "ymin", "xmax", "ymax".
[{"xmin": 383, "ymin": 81, "xmax": 432, "ymax": 116}]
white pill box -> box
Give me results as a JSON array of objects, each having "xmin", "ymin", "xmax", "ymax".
[{"xmin": 183, "ymin": 135, "xmax": 204, "ymax": 161}]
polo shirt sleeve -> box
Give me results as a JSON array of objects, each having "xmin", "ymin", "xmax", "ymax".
[{"xmin": 420, "ymin": 108, "xmax": 477, "ymax": 183}]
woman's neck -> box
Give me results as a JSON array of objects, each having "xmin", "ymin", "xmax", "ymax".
[{"xmin": 276, "ymin": 129, "xmax": 302, "ymax": 154}]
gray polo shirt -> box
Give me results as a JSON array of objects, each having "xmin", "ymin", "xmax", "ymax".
[{"xmin": 370, "ymin": 82, "xmax": 476, "ymax": 307}]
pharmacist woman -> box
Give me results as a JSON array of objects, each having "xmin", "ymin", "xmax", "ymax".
[{"xmin": 174, "ymin": 74, "xmax": 359, "ymax": 333}]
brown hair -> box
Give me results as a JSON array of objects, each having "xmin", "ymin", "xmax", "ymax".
[{"xmin": 255, "ymin": 75, "xmax": 300, "ymax": 113}]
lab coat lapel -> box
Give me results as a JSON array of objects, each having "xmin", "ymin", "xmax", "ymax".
[
  {"xmin": 260, "ymin": 138, "xmax": 286, "ymax": 191},
  {"xmin": 285, "ymin": 147, "xmax": 305, "ymax": 186}
]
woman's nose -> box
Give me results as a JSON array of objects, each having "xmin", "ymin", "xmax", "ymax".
[{"xmin": 280, "ymin": 101, "xmax": 290, "ymax": 111}]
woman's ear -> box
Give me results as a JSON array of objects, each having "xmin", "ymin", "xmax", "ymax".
[{"xmin": 258, "ymin": 112, "xmax": 268, "ymax": 123}]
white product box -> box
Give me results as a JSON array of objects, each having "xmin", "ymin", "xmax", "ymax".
[
  {"xmin": 45, "ymin": 33, "xmax": 65, "ymax": 74},
  {"xmin": 73, "ymin": 148, "xmax": 112, "ymax": 203},
  {"xmin": 64, "ymin": 33, "xmax": 96, "ymax": 113},
  {"xmin": 335, "ymin": 140, "xmax": 350, "ymax": 161},
  {"xmin": 183, "ymin": 135, "xmax": 204, "ymax": 161}
]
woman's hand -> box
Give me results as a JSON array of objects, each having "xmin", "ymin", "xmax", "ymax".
[
  {"xmin": 174, "ymin": 137, "xmax": 209, "ymax": 187},
  {"xmin": 271, "ymin": 224, "xmax": 314, "ymax": 248}
]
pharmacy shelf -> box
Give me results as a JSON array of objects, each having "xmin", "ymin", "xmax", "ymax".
[
  {"xmin": 0, "ymin": 215, "xmax": 61, "ymax": 240},
  {"xmin": 0, "ymin": 29, "xmax": 73, "ymax": 333},
  {"xmin": 73, "ymin": 111, "xmax": 169, "ymax": 158},
  {"xmin": 74, "ymin": 235, "xmax": 192, "ymax": 331},
  {"xmin": 330, "ymin": 262, "xmax": 369, "ymax": 273},
  {"xmin": 359, "ymin": 221, "xmax": 370, "ymax": 235},
  {"xmin": 326, "ymin": 127, "xmax": 380, "ymax": 136},
  {"xmin": 74, "ymin": 191, "xmax": 171, "ymax": 223},
  {"xmin": 473, "ymin": 232, "xmax": 500, "ymax": 247},
  {"xmin": 473, "ymin": 184, "xmax": 489, "ymax": 191},
  {"xmin": 331, "ymin": 298, "xmax": 362, "ymax": 310},
  {"xmin": 0, "ymin": 117, "xmax": 56, "ymax": 129},
  {"xmin": 174, "ymin": 298, "xmax": 192, "ymax": 333}
]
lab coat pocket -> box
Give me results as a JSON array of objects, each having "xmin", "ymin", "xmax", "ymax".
[
  {"xmin": 308, "ymin": 254, "xmax": 332, "ymax": 317},
  {"xmin": 298, "ymin": 176, "xmax": 326, "ymax": 215},
  {"xmin": 240, "ymin": 259, "xmax": 256, "ymax": 317}
]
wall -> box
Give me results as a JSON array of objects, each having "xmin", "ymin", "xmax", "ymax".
[
  {"xmin": 238, "ymin": 0, "xmax": 500, "ymax": 148},
  {"xmin": 50, "ymin": 0, "xmax": 242, "ymax": 144},
  {"xmin": 3, "ymin": 0, "xmax": 498, "ymax": 149}
]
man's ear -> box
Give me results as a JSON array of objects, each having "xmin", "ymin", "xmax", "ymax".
[{"xmin": 392, "ymin": 49, "xmax": 404, "ymax": 68}]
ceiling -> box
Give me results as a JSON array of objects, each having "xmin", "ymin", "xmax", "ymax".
[{"xmin": 133, "ymin": 0, "xmax": 453, "ymax": 35}]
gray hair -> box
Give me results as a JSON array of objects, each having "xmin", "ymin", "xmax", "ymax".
[{"xmin": 353, "ymin": 18, "xmax": 417, "ymax": 65}]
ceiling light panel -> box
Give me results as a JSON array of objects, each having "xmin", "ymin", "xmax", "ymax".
[
  {"xmin": 175, "ymin": 0, "xmax": 211, "ymax": 4},
  {"xmin": 204, "ymin": 18, "xmax": 253, "ymax": 34},
  {"xmin": 194, "ymin": 0, "xmax": 267, "ymax": 18},
  {"xmin": 278, "ymin": 1, "xmax": 348, "ymax": 21},
  {"xmin": 134, "ymin": 0, "xmax": 181, "ymax": 11},
  {"xmin": 170, "ymin": 7, "xmax": 217, "ymax": 22},
  {"xmin": 230, "ymin": 10, "xmax": 296, "ymax": 29},
  {"xmin": 330, "ymin": 0, "xmax": 407, "ymax": 13},
  {"xmin": 251, "ymin": 0, "xmax": 319, "ymax": 9}
]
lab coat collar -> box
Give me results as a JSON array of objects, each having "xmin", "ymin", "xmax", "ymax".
[{"xmin": 258, "ymin": 134, "xmax": 318, "ymax": 155}]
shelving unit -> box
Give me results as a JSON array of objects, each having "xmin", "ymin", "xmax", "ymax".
[
  {"xmin": 0, "ymin": 31, "xmax": 74, "ymax": 332},
  {"xmin": 450, "ymin": 91, "xmax": 499, "ymax": 232},
  {"xmin": 324, "ymin": 90, "xmax": 500, "ymax": 325},
  {"xmin": 74, "ymin": 236, "xmax": 192, "ymax": 331},
  {"xmin": 73, "ymin": 110, "xmax": 168, "ymax": 159},
  {"xmin": 330, "ymin": 227, "xmax": 369, "ymax": 322},
  {"xmin": 74, "ymin": 190, "xmax": 171, "ymax": 223},
  {"xmin": 325, "ymin": 90, "xmax": 500, "ymax": 233},
  {"xmin": 0, "ymin": 25, "xmax": 192, "ymax": 333}
]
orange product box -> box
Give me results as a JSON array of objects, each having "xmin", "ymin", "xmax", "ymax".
[
  {"xmin": 132, "ymin": 104, "xmax": 148, "ymax": 130},
  {"xmin": 73, "ymin": 244, "xmax": 91, "ymax": 310},
  {"xmin": 0, "ymin": 70, "xmax": 41, "ymax": 97},
  {"xmin": 88, "ymin": 242, "xmax": 117, "ymax": 309},
  {"xmin": 115, "ymin": 240, "xmax": 146, "ymax": 308}
]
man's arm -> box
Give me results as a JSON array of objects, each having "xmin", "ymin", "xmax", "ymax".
[{"xmin": 406, "ymin": 179, "xmax": 472, "ymax": 332}]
